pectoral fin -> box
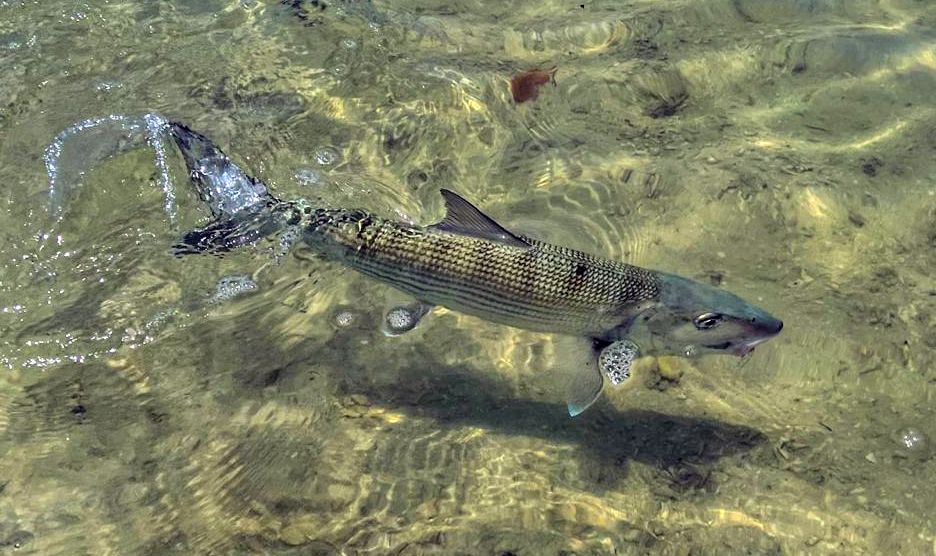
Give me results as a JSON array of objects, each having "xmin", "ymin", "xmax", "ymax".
[
  {"xmin": 566, "ymin": 359, "xmax": 604, "ymax": 417},
  {"xmin": 552, "ymin": 336, "xmax": 605, "ymax": 417}
]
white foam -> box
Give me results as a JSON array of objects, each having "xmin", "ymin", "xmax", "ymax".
[{"xmin": 142, "ymin": 113, "xmax": 175, "ymax": 221}]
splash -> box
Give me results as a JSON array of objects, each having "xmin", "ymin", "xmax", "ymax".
[
  {"xmin": 143, "ymin": 113, "xmax": 176, "ymax": 219},
  {"xmin": 210, "ymin": 274, "xmax": 259, "ymax": 303},
  {"xmin": 44, "ymin": 113, "xmax": 176, "ymax": 221}
]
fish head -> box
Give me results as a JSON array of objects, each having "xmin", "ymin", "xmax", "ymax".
[{"xmin": 627, "ymin": 273, "xmax": 782, "ymax": 358}]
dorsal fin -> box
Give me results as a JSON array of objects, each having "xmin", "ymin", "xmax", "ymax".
[{"xmin": 429, "ymin": 189, "xmax": 530, "ymax": 248}]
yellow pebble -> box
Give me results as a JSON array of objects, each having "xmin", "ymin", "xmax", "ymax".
[
  {"xmin": 657, "ymin": 356, "xmax": 686, "ymax": 381},
  {"xmin": 629, "ymin": 356, "xmax": 658, "ymax": 379},
  {"xmin": 280, "ymin": 524, "xmax": 308, "ymax": 546}
]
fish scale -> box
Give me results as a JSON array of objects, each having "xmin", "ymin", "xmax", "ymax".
[{"xmin": 302, "ymin": 206, "xmax": 662, "ymax": 338}]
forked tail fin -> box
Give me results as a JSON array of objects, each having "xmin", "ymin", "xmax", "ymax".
[
  {"xmin": 163, "ymin": 122, "xmax": 302, "ymax": 256},
  {"xmin": 165, "ymin": 123, "xmax": 278, "ymax": 219}
]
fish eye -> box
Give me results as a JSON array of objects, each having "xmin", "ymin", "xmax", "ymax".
[{"xmin": 694, "ymin": 313, "xmax": 723, "ymax": 330}]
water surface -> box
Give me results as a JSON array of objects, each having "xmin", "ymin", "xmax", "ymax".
[{"xmin": 1, "ymin": 0, "xmax": 935, "ymax": 554}]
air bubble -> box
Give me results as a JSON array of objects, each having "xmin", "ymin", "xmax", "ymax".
[
  {"xmin": 295, "ymin": 168, "xmax": 322, "ymax": 186},
  {"xmin": 896, "ymin": 426, "xmax": 930, "ymax": 457},
  {"xmin": 334, "ymin": 310, "xmax": 355, "ymax": 328},
  {"xmin": 210, "ymin": 274, "xmax": 257, "ymax": 303},
  {"xmin": 313, "ymin": 146, "xmax": 341, "ymax": 167},
  {"xmin": 598, "ymin": 340, "xmax": 638, "ymax": 386},
  {"xmin": 385, "ymin": 307, "xmax": 415, "ymax": 332}
]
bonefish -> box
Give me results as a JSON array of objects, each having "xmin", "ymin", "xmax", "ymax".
[{"xmin": 49, "ymin": 116, "xmax": 783, "ymax": 415}]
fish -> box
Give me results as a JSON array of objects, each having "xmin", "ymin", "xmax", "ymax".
[
  {"xmin": 295, "ymin": 192, "xmax": 781, "ymax": 413},
  {"xmin": 161, "ymin": 123, "xmax": 783, "ymax": 415},
  {"xmin": 51, "ymin": 119, "xmax": 783, "ymax": 416}
]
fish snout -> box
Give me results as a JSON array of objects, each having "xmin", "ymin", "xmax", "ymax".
[
  {"xmin": 757, "ymin": 315, "xmax": 783, "ymax": 335},
  {"xmin": 730, "ymin": 314, "xmax": 782, "ymax": 357}
]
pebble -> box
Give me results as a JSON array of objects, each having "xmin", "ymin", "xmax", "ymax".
[
  {"xmin": 280, "ymin": 524, "xmax": 308, "ymax": 546},
  {"xmin": 621, "ymin": 527, "xmax": 643, "ymax": 542},
  {"xmin": 349, "ymin": 394, "xmax": 369, "ymax": 406},
  {"xmin": 657, "ymin": 356, "xmax": 689, "ymax": 381}
]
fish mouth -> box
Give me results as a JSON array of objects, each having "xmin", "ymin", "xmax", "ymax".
[
  {"xmin": 730, "ymin": 317, "xmax": 784, "ymax": 357},
  {"xmin": 728, "ymin": 336, "xmax": 774, "ymax": 357},
  {"xmin": 702, "ymin": 341, "xmax": 755, "ymax": 357},
  {"xmin": 705, "ymin": 334, "xmax": 776, "ymax": 357}
]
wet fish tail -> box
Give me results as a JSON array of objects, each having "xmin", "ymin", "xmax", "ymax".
[
  {"xmin": 166, "ymin": 123, "xmax": 276, "ymax": 219},
  {"xmin": 166, "ymin": 123, "xmax": 305, "ymax": 256},
  {"xmin": 171, "ymin": 200, "xmax": 305, "ymax": 256}
]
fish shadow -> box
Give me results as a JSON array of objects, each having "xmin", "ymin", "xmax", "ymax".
[{"xmin": 339, "ymin": 356, "xmax": 767, "ymax": 493}]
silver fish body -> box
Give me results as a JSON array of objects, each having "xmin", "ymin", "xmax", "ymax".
[
  {"xmin": 302, "ymin": 206, "xmax": 659, "ymax": 339},
  {"xmin": 300, "ymin": 192, "xmax": 782, "ymax": 358}
]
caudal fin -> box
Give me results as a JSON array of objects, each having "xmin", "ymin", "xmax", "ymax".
[
  {"xmin": 164, "ymin": 122, "xmax": 305, "ymax": 256},
  {"xmin": 165, "ymin": 123, "xmax": 279, "ymax": 219}
]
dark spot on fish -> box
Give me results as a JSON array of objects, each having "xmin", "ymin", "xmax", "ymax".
[
  {"xmin": 791, "ymin": 62, "xmax": 807, "ymax": 74},
  {"xmin": 510, "ymin": 68, "xmax": 557, "ymax": 103},
  {"xmin": 70, "ymin": 404, "xmax": 86, "ymax": 415},
  {"xmin": 574, "ymin": 263, "xmax": 588, "ymax": 277},
  {"xmin": 354, "ymin": 214, "xmax": 378, "ymax": 243}
]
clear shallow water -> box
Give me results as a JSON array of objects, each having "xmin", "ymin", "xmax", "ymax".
[{"xmin": 1, "ymin": 0, "xmax": 936, "ymax": 554}]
